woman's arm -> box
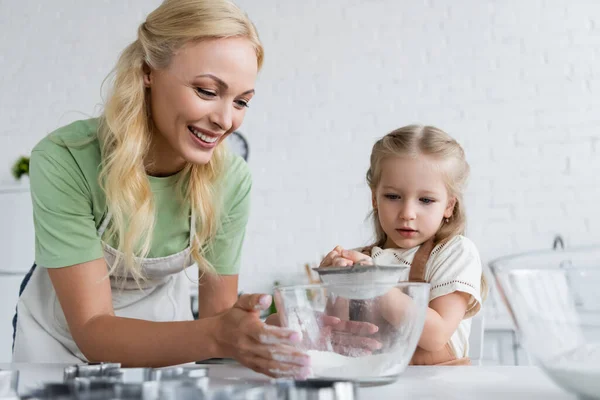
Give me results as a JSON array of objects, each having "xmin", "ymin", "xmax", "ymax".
[
  {"xmin": 197, "ymin": 273, "xmax": 238, "ymax": 318},
  {"xmin": 49, "ymin": 258, "xmax": 309, "ymax": 374},
  {"xmin": 49, "ymin": 258, "xmax": 220, "ymax": 367}
]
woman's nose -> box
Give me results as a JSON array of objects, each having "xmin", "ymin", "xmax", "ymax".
[{"xmin": 208, "ymin": 101, "xmax": 233, "ymax": 132}]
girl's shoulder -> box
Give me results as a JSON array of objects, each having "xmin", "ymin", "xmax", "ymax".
[
  {"xmin": 426, "ymin": 235, "xmax": 483, "ymax": 281},
  {"xmin": 426, "ymin": 235, "xmax": 484, "ymax": 318},
  {"xmin": 430, "ymin": 235, "xmax": 480, "ymax": 260}
]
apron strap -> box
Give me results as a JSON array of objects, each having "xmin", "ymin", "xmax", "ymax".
[
  {"xmin": 97, "ymin": 211, "xmax": 112, "ymax": 237},
  {"xmin": 359, "ymin": 244, "xmax": 375, "ymax": 257},
  {"xmin": 189, "ymin": 208, "xmax": 195, "ymax": 246},
  {"xmin": 409, "ymin": 237, "xmax": 435, "ymax": 282}
]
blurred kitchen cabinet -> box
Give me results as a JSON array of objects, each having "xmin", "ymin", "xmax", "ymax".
[
  {"xmin": 482, "ymin": 329, "xmax": 517, "ymax": 365},
  {"xmin": 0, "ymin": 185, "xmax": 34, "ymax": 272},
  {"xmin": 0, "ymin": 185, "xmax": 34, "ymax": 362},
  {"xmin": 482, "ymin": 314, "xmax": 532, "ymax": 366}
]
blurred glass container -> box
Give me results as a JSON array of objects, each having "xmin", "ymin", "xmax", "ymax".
[
  {"xmin": 0, "ymin": 370, "xmax": 19, "ymax": 399},
  {"xmin": 274, "ymin": 282, "xmax": 430, "ymax": 385},
  {"xmin": 490, "ymin": 246, "xmax": 600, "ymax": 400}
]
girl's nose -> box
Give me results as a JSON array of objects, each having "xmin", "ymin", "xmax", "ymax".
[{"xmin": 399, "ymin": 203, "xmax": 417, "ymax": 220}]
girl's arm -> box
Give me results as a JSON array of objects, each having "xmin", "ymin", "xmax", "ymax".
[
  {"xmin": 378, "ymin": 289, "xmax": 469, "ymax": 351},
  {"xmin": 419, "ymin": 292, "xmax": 469, "ymax": 351},
  {"xmin": 341, "ymin": 236, "xmax": 482, "ymax": 352}
]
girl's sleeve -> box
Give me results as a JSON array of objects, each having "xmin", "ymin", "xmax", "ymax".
[{"xmin": 425, "ymin": 236, "xmax": 483, "ymax": 318}]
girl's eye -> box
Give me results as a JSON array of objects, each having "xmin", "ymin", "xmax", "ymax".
[
  {"xmin": 234, "ymin": 99, "xmax": 249, "ymax": 109},
  {"xmin": 420, "ymin": 198, "xmax": 435, "ymax": 204},
  {"xmin": 384, "ymin": 194, "xmax": 400, "ymax": 200},
  {"xmin": 196, "ymin": 88, "xmax": 216, "ymax": 97}
]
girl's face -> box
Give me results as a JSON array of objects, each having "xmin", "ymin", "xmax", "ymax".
[
  {"xmin": 373, "ymin": 155, "xmax": 456, "ymax": 249},
  {"xmin": 144, "ymin": 37, "xmax": 258, "ymax": 175}
]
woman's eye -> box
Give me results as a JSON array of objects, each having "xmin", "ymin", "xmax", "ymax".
[{"xmin": 196, "ymin": 88, "xmax": 216, "ymax": 97}]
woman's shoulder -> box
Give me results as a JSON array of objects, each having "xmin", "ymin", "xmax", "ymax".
[
  {"xmin": 220, "ymin": 152, "xmax": 252, "ymax": 206},
  {"xmin": 30, "ymin": 118, "xmax": 102, "ymax": 193},
  {"xmin": 32, "ymin": 118, "xmax": 101, "ymax": 167},
  {"xmin": 224, "ymin": 151, "xmax": 251, "ymax": 176},
  {"xmin": 33, "ymin": 118, "xmax": 100, "ymax": 153},
  {"xmin": 223, "ymin": 152, "xmax": 251, "ymax": 185}
]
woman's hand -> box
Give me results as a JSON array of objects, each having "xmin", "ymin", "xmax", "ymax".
[
  {"xmin": 264, "ymin": 312, "xmax": 281, "ymax": 327},
  {"xmin": 320, "ymin": 246, "xmax": 373, "ymax": 267},
  {"xmin": 213, "ymin": 294, "xmax": 311, "ymax": 379}
]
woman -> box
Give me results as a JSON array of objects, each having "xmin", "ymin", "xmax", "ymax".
[{"xmin": 12, "ymin": 0, "xmax": 310, "ymax": 379}]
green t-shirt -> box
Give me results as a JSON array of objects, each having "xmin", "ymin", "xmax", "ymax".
[{"xmin": 29, "ymin": 118, "xmax": 251, "ymax": 275}]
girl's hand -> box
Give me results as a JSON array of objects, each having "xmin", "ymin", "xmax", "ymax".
[
  {"xmin": 266, "ymin": 312, "xmax": 378, "ymax": 337},
  {"xmin": 315, "ymin": 315, "xmax": 382, "ymax": 356},
  {"xmin": 320, "ymin": 246, "xmax": 373, "ymax": 268},
  {"xmin": 213, "ymin": 294, "xmax": 311, "ymax": 379},
  {"xmin": 266, "ymin": 311, "xmax": 382, "ymax": 356}
]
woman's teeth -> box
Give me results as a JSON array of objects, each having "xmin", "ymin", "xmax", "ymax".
[{"xmin": 189, "ymin": 126, "xmax": 218, "ymax": 143}]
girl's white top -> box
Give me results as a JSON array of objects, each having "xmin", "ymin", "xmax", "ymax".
[{"xmin": 370, "ymin": 235, "xmax": 484, "ymax": 357}]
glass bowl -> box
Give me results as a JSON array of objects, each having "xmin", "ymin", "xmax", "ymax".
[
  {"xmin": 490, "ymin": 246, "xmax": 600, "ymax": 400},
  {"xmin": 273, "ymin": 282, "xmax": 430, "ymax": 385}
]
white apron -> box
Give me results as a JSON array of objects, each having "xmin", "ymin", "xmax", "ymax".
[{"xmin": 12, "ymin": 211, "xmax": 196, "ymax": 363}]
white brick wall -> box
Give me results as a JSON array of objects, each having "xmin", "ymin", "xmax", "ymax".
[{"xmin": 1, "ymin": 0, "xmax": 599, "ymax": 300}]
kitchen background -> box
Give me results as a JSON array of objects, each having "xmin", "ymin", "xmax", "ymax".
[{"xmin": 0, "ymin": 0, "xmax": 598, "ymax": 365}]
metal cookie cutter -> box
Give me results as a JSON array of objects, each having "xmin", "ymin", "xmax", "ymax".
[
  {"xmin": 57, "ymin": 363, "xmax": 209, "ymax": 399},
  {"xmin": 63, "ymin": 363, "xmax": 208, "ymax": 383},
  {"xmin": 23, "ymin": 381, "xmax": 139, "ymax": 400},
  {"xmin": 208, "ymin": 382, "xmax": 278, "ymax": 400},
  {"xmin": 63, "ymin": 362, "xmax": 121, "ymax": 381},
  {"xmin": 276, "ymin": 378, "xmax": 358, "ymax": 400}
]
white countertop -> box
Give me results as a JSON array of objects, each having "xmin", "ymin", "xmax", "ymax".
[
  {"xmin": 204, "ymin": 364, "xmax": 576, "ymax": 399},
  {"xmin": 0, "ymin": 363, "xmax": 577, "ymax": 399}
]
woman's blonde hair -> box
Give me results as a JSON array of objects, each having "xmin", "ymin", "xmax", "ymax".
[
  {"xmin": 98, "ymin": 0, "xmax": 263, "ymax": 282},
  {"xmin": 366, "ymin": 124, "xmax": 488, "ymax": 300}
]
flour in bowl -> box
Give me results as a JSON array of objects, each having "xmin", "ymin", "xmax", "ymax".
[{"xmin": 307, "ymin": 350, "xmax": 402, "ymax": 380}]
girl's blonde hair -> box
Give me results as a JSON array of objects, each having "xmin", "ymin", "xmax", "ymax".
[
  {"xmin": 366, "ymin": 124, "xmax": 488, "ymax": 301},
  {"xmin": 98, "ymin": 0, "xmax": 263, "ymax": 282}
]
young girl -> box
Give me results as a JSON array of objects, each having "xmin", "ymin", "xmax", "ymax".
[{"xmin": 320, "ymin": 124, "xmax": 487, "ymax": 365}]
